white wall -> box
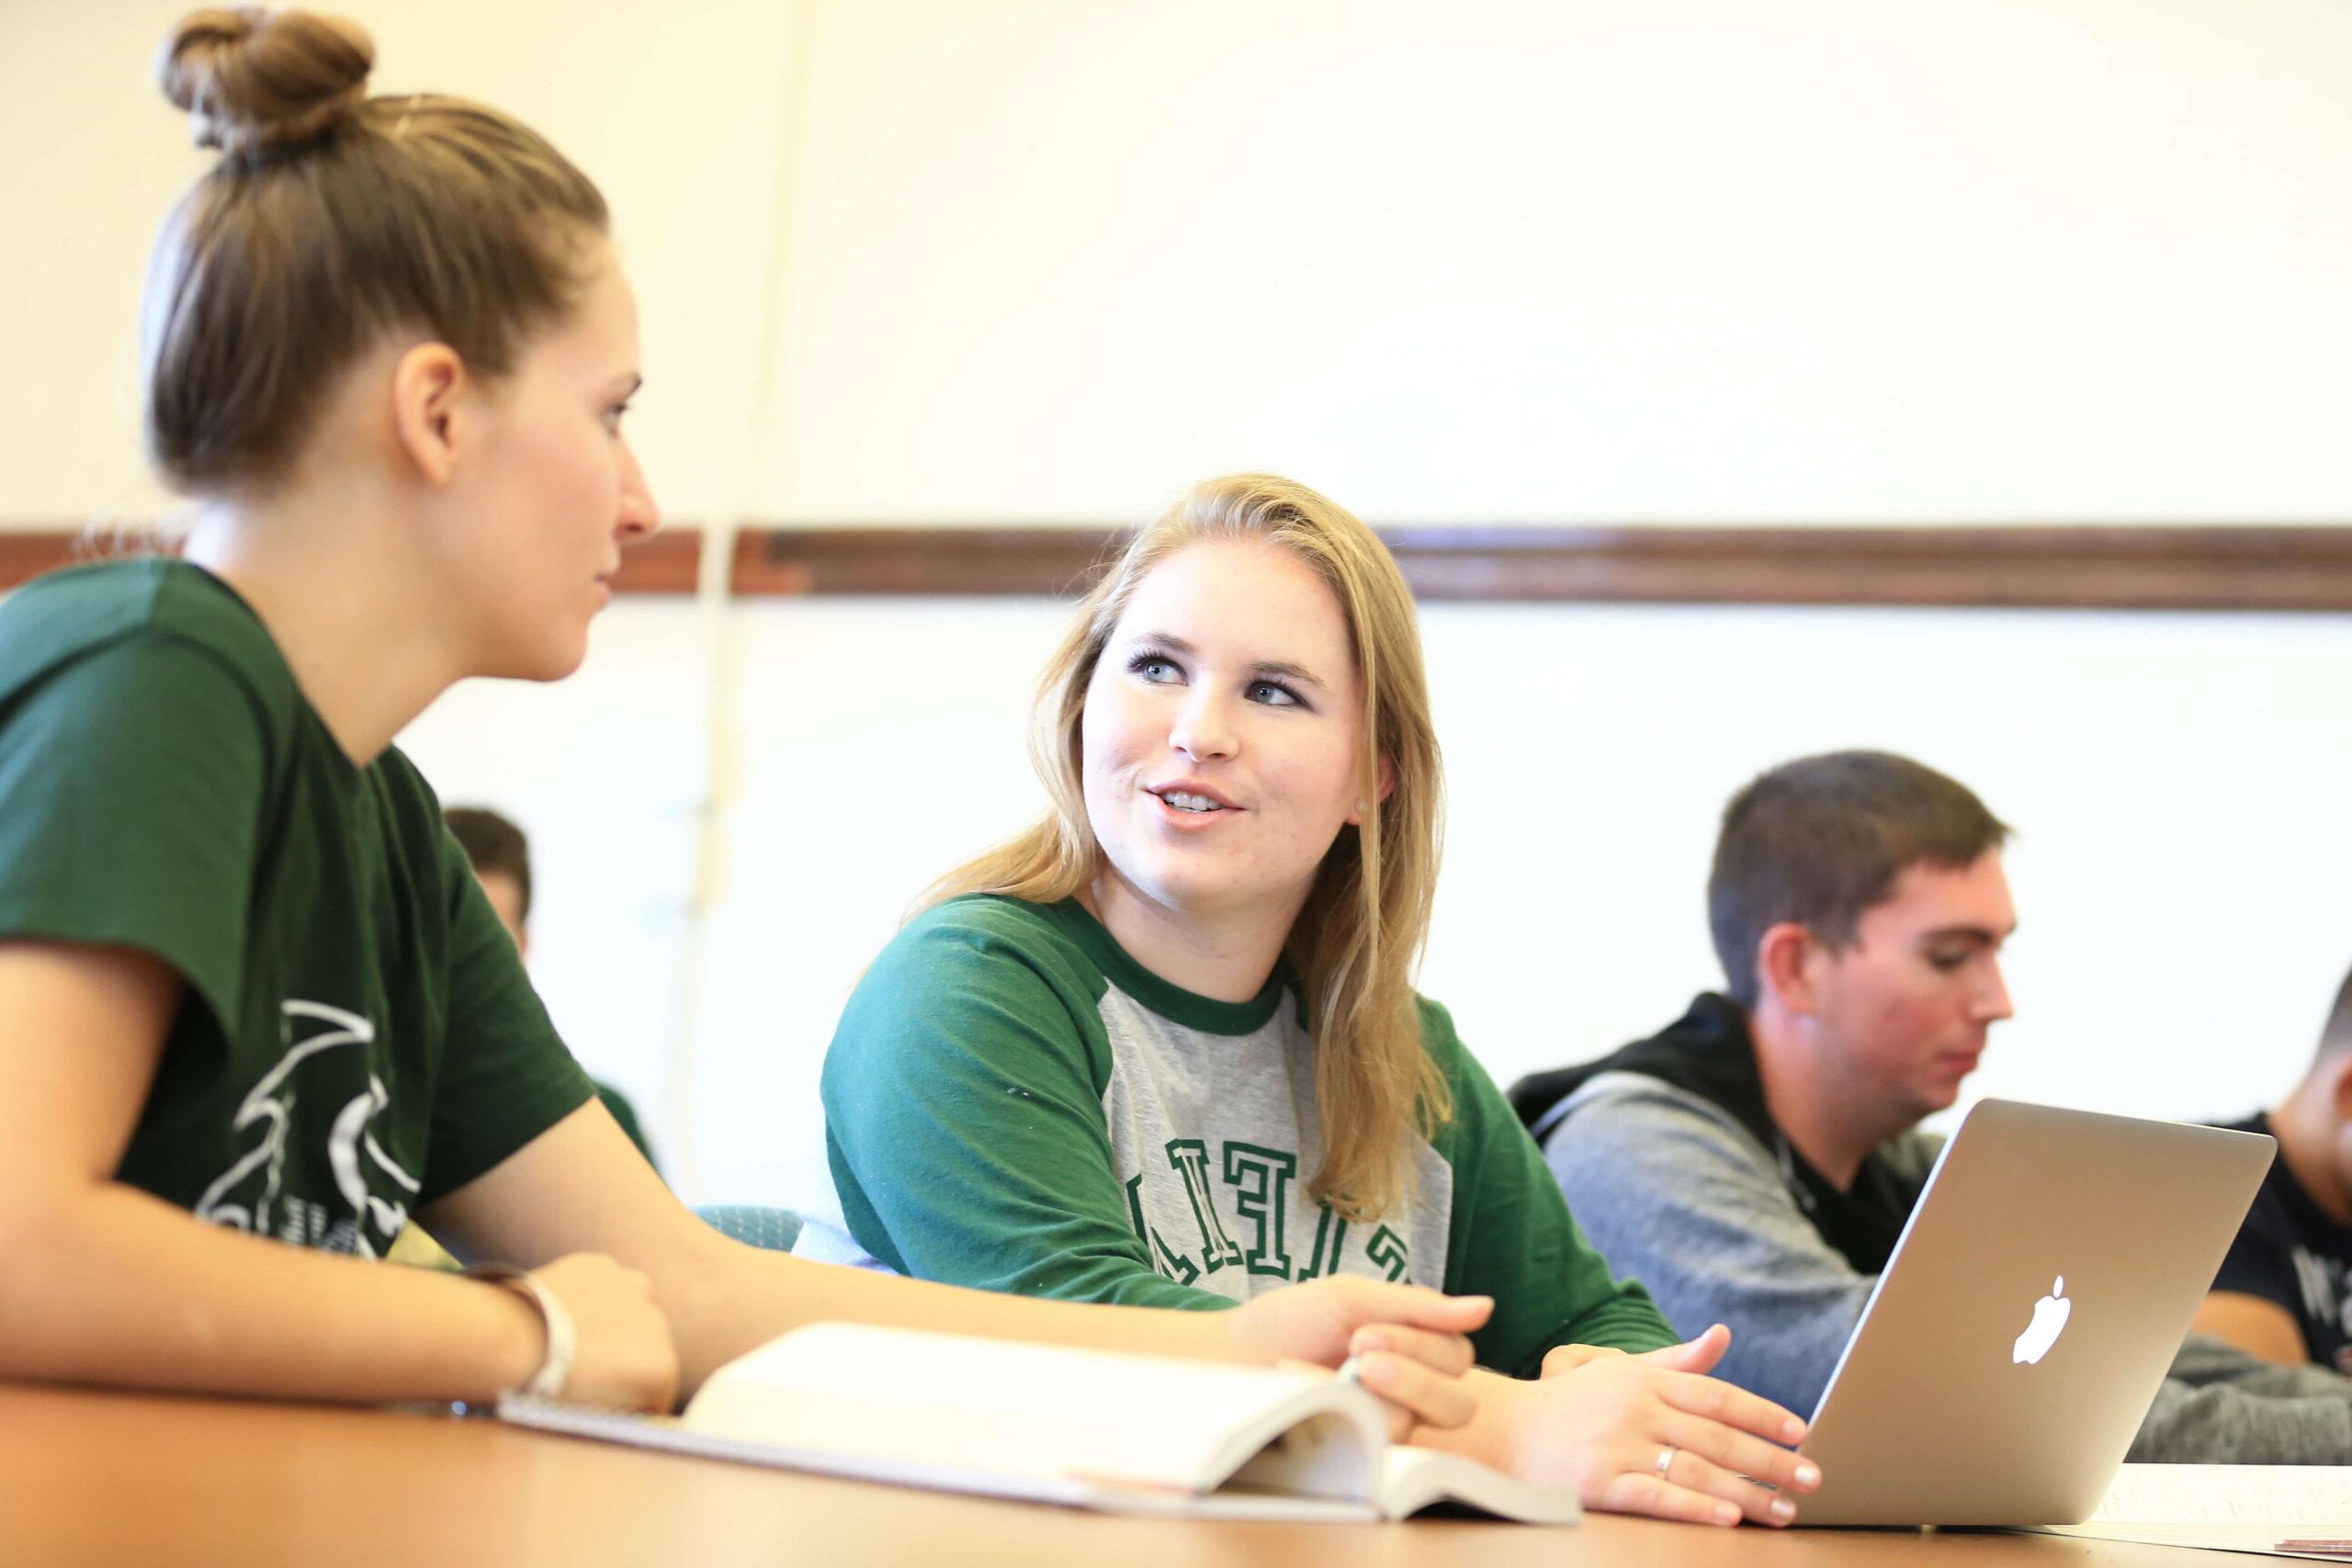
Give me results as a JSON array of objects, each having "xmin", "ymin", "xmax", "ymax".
[
  {"xmin": 759, "ymin": 0, "xmax": 2352, "ymax": 522},
  {"xmin": 9, "ymin": 2, "xmax": 2352, "ymax": 1207},
  {"xmin": 0, "ymin": 0, "xmax": 802, "ymax": 525}
]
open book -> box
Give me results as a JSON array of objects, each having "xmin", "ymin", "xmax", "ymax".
[
  {"xmin": 2038, "ymin": 1464, "xmax": 2352, "ymax": 1559},
  {"xmin": 499, "ymin": 1321, "xmax": 1577, "ymax": 1524}
]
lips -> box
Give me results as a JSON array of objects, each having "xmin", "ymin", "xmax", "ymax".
[
  {"xmin": 1158, "ymin": 791, "xmax": 1224, "ymax": 814},
  {"xmin": 1144, "ymin": 780, "xmax": 1241, "ymax": 830},
  {"xmin": 1148, "ymin": 780, "xmax": 1238, "ymax": 813}
]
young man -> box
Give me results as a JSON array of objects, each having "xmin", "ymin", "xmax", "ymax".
[
  {"xmin": 444, "ymin": 807, "xmax": 661, "ymax": 1174},
  {"xmin": 2196, "ymin": 966, "xmax": 2352, "ymax": 1374},
  {"xmin": 1512, "ymin": 750, "xmax": 2352, "ymax": 1462}
]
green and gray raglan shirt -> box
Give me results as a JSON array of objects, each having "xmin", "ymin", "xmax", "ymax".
[
  {"xmin": 0, "ymin": 558, "xmax": 594, "ymax": 1257},
  {"xmin": 801, "ymin": 895, "xmax": 1675, "ymax": 1374}
]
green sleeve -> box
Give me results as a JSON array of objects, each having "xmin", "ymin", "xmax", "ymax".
[
  {"xmin": 411, "ymin": 779, "xmax": 595, "ymax": 1202},
  {"xmin": 820, "ymin": 899, "xmax": 1228, "ymax": 1313},
  {"xmin": 0, "ymin": 634, "xmax": 267, "ymax": 1036},
  {"xmin": 1425, "ymin": 998, "xmax": 1678, "ymax": 1373}
]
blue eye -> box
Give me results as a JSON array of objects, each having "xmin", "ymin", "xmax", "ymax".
[
  {"xmin": 1127, "ymin": 652, "xmax": 1182, "ymax": 683},
  {"xmin": 603, "ymin": 401, "xmax": 633, "ymax": 434},
  {"xmin": 1248, "ymin": 681, "xmax": 1301, "ymax": 707}
]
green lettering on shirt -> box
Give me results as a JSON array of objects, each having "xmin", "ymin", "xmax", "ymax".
[
  {"xmin": 1303, "ymin": 1206, "xmax": 1350, "ymax": 1280},
  {"xmin": 1367, "ymin": 1223, "xmax": 1409, "ymax": 1283},
  {"xmin": 1124, "ymin": 1172, "xmax": 1201, "ymax": 1285},
  {"xmin": 1166, "ymin": 1139, "xmax": 1243, "ymax": 1272},
  {"xmin": 1222, "ymin": 1142, "xmax": 1297, "ymax": 1280}
]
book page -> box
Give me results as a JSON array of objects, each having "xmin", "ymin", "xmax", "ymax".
[
  {"xmin": 1377, "ymin": 1448, "xmax": 1580, "ymax": 1525},
  {"xmin": 2041, "ymin": 1464, "xmax": 2352, "ymax": 1559},
  {"xmin": 2085, "ymin": 1465, "xmax": 2352, "ymax": 1528},
  {"xmin": 679, "ymin": 1323, "xmax": 1384, "ymax": 1500}
]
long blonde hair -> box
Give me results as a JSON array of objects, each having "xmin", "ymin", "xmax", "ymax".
[{"xmin": 922, "ymin": 473, "xmax": 1450, "ymax": 1221}]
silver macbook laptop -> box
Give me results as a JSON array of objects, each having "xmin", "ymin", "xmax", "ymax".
[{"xmin": 1795, "ymin": 1098, "xmax": 2272, "ymax": 1528}]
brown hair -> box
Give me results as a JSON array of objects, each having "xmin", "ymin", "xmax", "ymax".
[
  {"xmin": 1708, "ymin": 750, "xmax": 2012, "ymax": 1009},
  {"xmin": 444, "ymin": 806, "xmax": 532, "ymax": 921},
  {"xmin": 922, "ymin": 474, "xmax": 1452, "ymax": 1222},
  {"xmin": 144, "ymin": 7, "xmax": 609, "ymax": 494}
]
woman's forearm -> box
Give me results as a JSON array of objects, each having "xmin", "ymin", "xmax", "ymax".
[{"xmin": 0, "ymin": 1182, "xmax": 545, "ymax": 1403}]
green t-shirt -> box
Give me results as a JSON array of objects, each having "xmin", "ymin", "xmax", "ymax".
[
  {"xmin": 0, "ymin": 558, "xmax": 593, "ymax": 1256},
  {"xmin": 805, "ymin": 895, "xmax": 1675, "ymax": 1375}
]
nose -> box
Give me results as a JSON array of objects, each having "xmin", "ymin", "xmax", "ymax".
[
  {"xmin": 1167, "ymin": 688, "xmax": 1237, "ymax": 762},
  {"xmin": 1974, "ymin": 956, "xmax": 2015, "ymax": 1023},
  {"xmin": 616, "ymin": 441, "xmax": 661, "ymax": 542}
]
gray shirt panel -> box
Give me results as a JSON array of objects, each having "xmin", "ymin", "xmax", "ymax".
[{"xmin": 1093, "ymin": 985, "xmax": 1454, "ymax": 1296}]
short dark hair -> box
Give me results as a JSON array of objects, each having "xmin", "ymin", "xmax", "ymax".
[
  {"xmin": 444, "ymin": 806, "xmax": 531, "ymax": 921},
  {"xmin": 1708, "ymin": 750, "xmax": 2010, "ymax": 1009}
]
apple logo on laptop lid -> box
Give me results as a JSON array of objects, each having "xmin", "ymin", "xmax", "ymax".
[{"xmin": 2013, "ymin": 1276, "xmax": 2072, "ymax": 1365}]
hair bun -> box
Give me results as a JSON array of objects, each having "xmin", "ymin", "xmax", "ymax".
[{"xmin": 158, "ymin": 7, "xmax": 375, "ymax": 156}]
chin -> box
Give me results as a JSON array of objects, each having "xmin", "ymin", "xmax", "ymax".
[
  {"xmin": 538, "ymin": 637, "xmax": 594, "ymax": 682},
  {"xmin": 1914, "ymin": 1081, "xmax": 1966, "ymax": 1118},
  {"xmin": 482, "ymin": 633, "xmax": 591, "ymax": 683}
]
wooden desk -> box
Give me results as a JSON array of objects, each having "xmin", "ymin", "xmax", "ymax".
[{"xmin": 0, "ymin": 1381, "xmax": 2243, "ymax": 1567}]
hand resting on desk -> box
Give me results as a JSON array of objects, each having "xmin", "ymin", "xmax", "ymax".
[
  {"xmin": 505, "ymin": 1254, "xmax": 679, "ymax": 1412},
  {"xmin": 1404, "ymin": 1322, "xmax": 1818, "ymax": 1529},
  {"xmin": 1529, "ymin": 1323, "xmax": 1818, "ymax": 1527},
  {"xmin": 1212, "ymin": 1277, "xmax": 1490, "ymax": 1437}
]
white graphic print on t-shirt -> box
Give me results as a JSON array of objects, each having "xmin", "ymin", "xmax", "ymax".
[{"xmin": 193, "ymin": 998, "xmax": 422, "ymax": 1257}]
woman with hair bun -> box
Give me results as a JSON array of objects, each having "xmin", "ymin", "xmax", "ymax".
[
  {"xmin": 0, "ymin": 9, "xmax": 1492, "ymax": 1416},
  {"xmin": 804, "ymin": 474, "xmax": 1824, "ymax": 1525}
]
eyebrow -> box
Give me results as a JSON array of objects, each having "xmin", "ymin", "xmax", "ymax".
[
  {"xmin": 608, "ymin": 372, "xmax": 643, "ymax": 399},
  {"xmin": 1133, "ymin": 630, "xmax": 1330, "ymax": 691},
  {"xmin": 1918, "ymin": 922, "xmax": 2017, "ymax": 945}
]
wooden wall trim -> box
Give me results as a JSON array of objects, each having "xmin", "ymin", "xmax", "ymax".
[
  {"xmin": 729, "ymin": 527, "xmax": 1115, "ymax": 598},
  {"xmin": 0, "ymin": 532, "xmax": 90, "ymax": 590},
  {"xmin": 1376, "ymin": 525, "xmax": 2352, "ymax": 611},
  {"xmin": 6, "ymin": 524, "xmax": 2350, "ymax": 611},
  {"xmin": 732, "ymin": 523, "xmax": 2352, "ymax": 611}
]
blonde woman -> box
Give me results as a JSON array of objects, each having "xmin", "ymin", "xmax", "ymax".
[
  {"xmin": 0, "ymin": 12, "xmax": 1489, "ymax": 1419},
  {"xmin": 804, "ymin": 474, "xmax": 1824, "ymax": 1525}
]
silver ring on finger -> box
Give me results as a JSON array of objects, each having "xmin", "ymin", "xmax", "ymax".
[{"xmin": 1653, "ymin": 1445, "xmax": 1676, "ymax": 1481}]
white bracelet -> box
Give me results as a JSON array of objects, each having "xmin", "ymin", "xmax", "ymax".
[{"xmin": 467, "ymin": 1264, "xmax": 576, "ymax": 1400}]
